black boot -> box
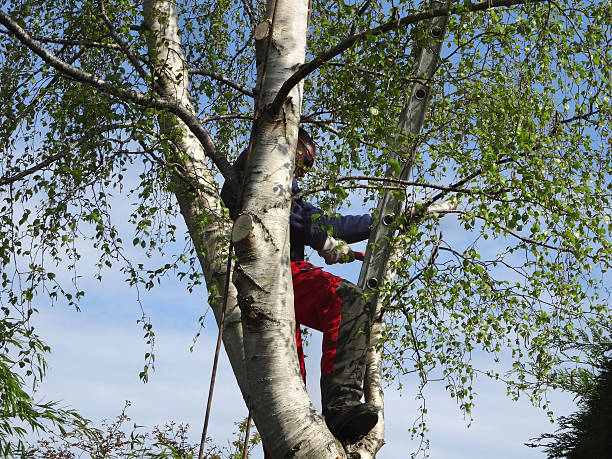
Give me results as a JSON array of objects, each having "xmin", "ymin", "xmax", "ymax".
[
  {"xmin": 325, "ymin": 403, "xmax": 378, "ymax": 443},
  {"xmin": 321, "ymin": 281, "xmax": 376, "ymax": 442}
]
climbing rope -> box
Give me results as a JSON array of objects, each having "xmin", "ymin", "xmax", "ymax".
[{"xmin": 198, "ymin": 240, "xmax": 234, "ymax": 459}]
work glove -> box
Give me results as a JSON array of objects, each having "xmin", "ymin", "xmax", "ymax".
[{"xmin": 318, "ymin": 236, "xmax": 355, "ymax": 264}]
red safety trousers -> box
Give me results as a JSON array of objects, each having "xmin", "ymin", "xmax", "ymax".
[{"xmin": 262, "ymin": 261, "xmax": 368, "ymax": 458}]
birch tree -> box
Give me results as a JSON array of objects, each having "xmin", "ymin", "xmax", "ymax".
[{"xmin": 1, "ymin": 0, "xmax": 612, "ymax": 457}]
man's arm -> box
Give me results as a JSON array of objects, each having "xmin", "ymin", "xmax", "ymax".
[{"xmin": 291, "ymin": 195, "xmax": 372, "ymax": 252}]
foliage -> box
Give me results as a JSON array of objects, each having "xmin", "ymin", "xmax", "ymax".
[
  {"xmin": 25, "ymin": 402, "xmax": 260, "ymax": 458},
  {"xmin": 0, "ymin": 314, "xmax": 84, "ymax": 456},
  {"xmin": 528, "ymin": 356, "xmax": 612, "ymax": 459},
  {"xmin": 0, "ymin": 0, "xmax": 611, "ymax": 453}
]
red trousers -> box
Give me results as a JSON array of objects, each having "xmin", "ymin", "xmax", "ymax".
[
  {"xmin": 292, "ymin": 260, "xmax": 346, "ymax": 381},
  {"xmin": 263, "ymin": 261, "xmax": 368, "ymax": 458}
]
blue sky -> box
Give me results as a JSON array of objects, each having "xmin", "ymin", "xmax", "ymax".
[{"xmin": 27, "ymin": 206, "xmax": 578, "ymax": 458}]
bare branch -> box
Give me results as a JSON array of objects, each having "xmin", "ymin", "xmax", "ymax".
[
  {"xmin": 453, "ymin": 209, "xmax": 574, "ymax": 253},
  {"xmin": 424, "ymin": 156, "xmax": 516, "ymax": 207},
  {"xmin": 0, "ymin": 122, "xmax": 140, "ymax": 186},
  {"xmin": 326, "ymin": 61, "xmax": 418, "ymax": 84},
  {"xmin": 337, "ymin": 175, "xmax": 472, "ymax": 194},
  {"xmin": 268, "ymin": 0, "xmax": 548, "ymax": 116},
  {"xmin": 188, "ymin": 67, "xmax": 254, "ymax": 98},
  {"xmin": 201, "ymin": 113, "xmax": 253, "ymax": 123},
  {"xmin": 559, "ymin": 108, "xmax": 602, "ymax": 125},
  {"xmin": 0, "ymin": 10, "xmax": 237, "ymax": 187},
  {"xmin": 0, "ymin": 28, "xmax": 121, "ymax": 49}
]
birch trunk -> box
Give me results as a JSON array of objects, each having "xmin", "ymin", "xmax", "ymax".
[
  {"xmin": 231, "ymin": 1, "xmax": 346, "ymax": 456},
  {"xmin": 142, "ymin": 0, "xmax": 248, "ymax": 397}
]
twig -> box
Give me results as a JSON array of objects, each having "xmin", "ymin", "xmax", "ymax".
[
  {"xmin": 188, "ymin": 67, "xmax": 254, "ymax": 98},
  {"xmin": 268, "ymin": 0, "xmax": 547, "ymax": 116}
]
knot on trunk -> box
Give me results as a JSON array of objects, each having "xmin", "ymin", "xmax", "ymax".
[{"xmin": 237, "ymin": 294, "xmax": 279, "ymax": 327}]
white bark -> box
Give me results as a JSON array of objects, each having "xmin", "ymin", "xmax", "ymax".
[
  {"xmin": 141, "ymin": 0, "xmax": 248, "ymax": 398},
  {"xmin": 232, "ymin": 0, "xmax": 345, "ymax": 457}
]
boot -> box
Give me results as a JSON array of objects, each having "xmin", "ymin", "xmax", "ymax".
[
  {"xmin": 321, "ymin": 281, "xmax": 376, "ymax": 443},
  {"xmin": 325, "ymin": 403, "xmax": 378, "ymax": 443}
]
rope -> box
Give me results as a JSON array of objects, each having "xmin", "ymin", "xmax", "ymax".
[
  {"xmin": 198, "ymin": 240, "xmax": 234, "ymax": 459},
  {"xmin": 241, "ymin": 411, "xmax": 253, "ymax": 458}
]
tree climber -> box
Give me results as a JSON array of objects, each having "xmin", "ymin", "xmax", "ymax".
[{"xmin": 221, "ymin": 127, "xmax": 378, "ymax": 445}]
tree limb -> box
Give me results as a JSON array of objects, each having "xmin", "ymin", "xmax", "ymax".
[
  {"xmin": 268, "ymin": 0, "xmax": 548, "ymax": 116},
  {"xmin": 188, "ymin": 67, "xmax": 254, "ymax": 98},
  {"xmin": 0, "ymin": 123, "xmax": 143, "ymax": 186},
  {"xmin": 97, "ymin": 0, "xmax": 150, "ymax": 83},
  {"xmin": 0, "ymin": 9, "xmax": 238, "ymax": 188}
]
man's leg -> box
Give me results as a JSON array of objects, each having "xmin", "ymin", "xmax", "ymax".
[{"xmin": 291, "ymin": 261, "xmax": 377, "ymax": 442}]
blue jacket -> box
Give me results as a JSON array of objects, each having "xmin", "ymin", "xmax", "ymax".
[{"xmin": 220, "ymin": 150, "xmax": 373, "ymax": 261}]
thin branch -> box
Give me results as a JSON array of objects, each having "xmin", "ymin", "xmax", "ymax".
[
  {"xmin": 0, "ymin": 122, "xmax": 140, "ymax": 186},
  {"xmin": 188, "ymin": 67, "xmax": 254, "ymax": 98},
  {"xmin": 0, "ymin": 151, "xmax": 68, "ymax": 186},
  {"xmin": 298, "ymin": 117, "xmax": 382, "ymax": 148},
  {"xmin": 0, "ymin": 28, "xmax": 121, "ymax": 49},
  {"xmin": 325, "ymin": 61, "xmax": 418, "ymax": 84},
  {"xmin": 97, "ymin": 0, "xmax": 149, "ymax": 83},
  {"xmin": 0, "ymin": 10, "xmax": 237, "ymax": 187},
  {"xmin": 338, "ymin": 175, "xmax": 472, "ymax": 194},
  {"xmin": 424, "ymin": 156, "xmax": 516, "ymax": 207},
  {"xmin": 200, "ymin": 113, "xmax": 253, "ymax": 123},
  {"xmin": 559, "ymin": 108, "xmax": 602, "ymax": 125},
  {"xmin": 268, "ymin": 0, "xmax": 548, "ymax": 116},
  {"xmin": 453, "ymin": 209, "xmax": 574, "ymax": 253}
]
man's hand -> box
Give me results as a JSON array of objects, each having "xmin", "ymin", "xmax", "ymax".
[{"xmin": 318, "ymin": 236, "xmax": 355, "ymax": 264}]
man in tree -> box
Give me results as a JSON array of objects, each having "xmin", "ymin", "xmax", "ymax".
[{"xmin": 221, "ymin": 127, "xmax": 378, "ymax": 444}]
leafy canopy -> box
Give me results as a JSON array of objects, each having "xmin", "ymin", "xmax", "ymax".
[{"xmin": 0, "ymin": 0, "xmax": 611, "ymax": 451}]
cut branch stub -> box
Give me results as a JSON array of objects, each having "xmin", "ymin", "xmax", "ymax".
[
  {"xmin": 232, "ymin": 213, "xmax": 256, "ymax": 256},
  {"xmin": 255, "ymin": 20, "xmax": 271, "ymax": 42}
]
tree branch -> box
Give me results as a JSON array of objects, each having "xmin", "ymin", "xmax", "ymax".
[
  {"xmin": 200, "ymin": 113, "xmax": 253, "ymax": 123},
  {"xmin": 97, "ymin": 0, "xmax": 150, "ymax": 83},
  {"xmin": 188, "ymin": 67, "xmax": 254, "ymax": 98},
  {"xmin": 338, "ymin": 175, "xmax": 472, "ymax": 194},
  {"xmin": 0, "ymin": 9, "xmax": 238, "ymax": 187},
  {"xmin": 325, "ymin": 61, "xmax": 418, "ymax": 84},
  {"xmin": 0, "ymin": 28, "xmax": 121, "ymax": 49},
  {"xmin": 453, "ymin": 209, "xmax": 574, "ymax": 253},
  {"xmin": 268, "ymin": 0, "xmax": 548, "ymax": 116},
  {"xmin": 0, "ymin": 122, "xmax": 141, "ymax": 186}
]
